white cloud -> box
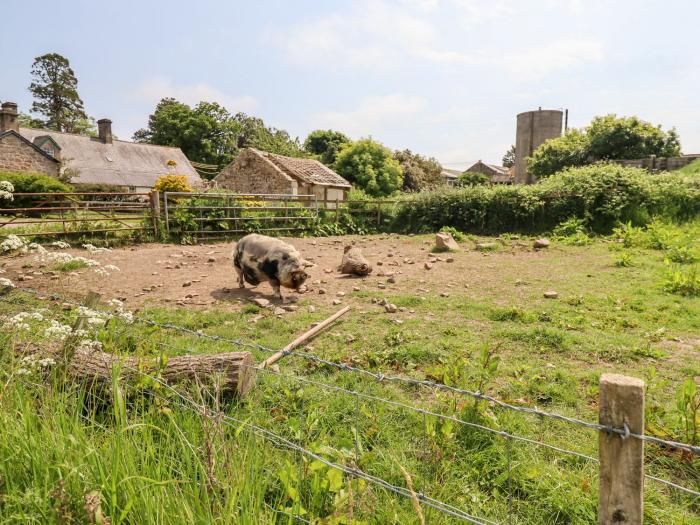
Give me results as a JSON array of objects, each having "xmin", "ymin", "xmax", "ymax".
[
  {"xmin": 132, "ymin": 77, "xmax": 258, "ymax": 112},
  {"xmin": 504, "ymin": 39, "xmax": 604, "ymax": 78},
  {"xmin": 311, "ymin": 94, "xmax": 428, "ymax": 137}
]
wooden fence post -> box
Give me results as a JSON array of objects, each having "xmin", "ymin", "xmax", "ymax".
[
  {"xmin": 149, "ymin": 191, "xmax": 160, "ymax": 236},
  {"xmin": 598, "ymin": 374, "xmax": 644, "ymax": 525}
]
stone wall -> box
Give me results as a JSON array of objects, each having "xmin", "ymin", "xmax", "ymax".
[
  {"xmin": 0, "ymin": 133, "xmax": 59, "ymax": 176},
  {"xmin": 214, "ymin": 149, "xmax": 297, "ymax": 194},
  {"xmin": 611, "ymin": 155, "xmax": 700, "ymax": 172}
]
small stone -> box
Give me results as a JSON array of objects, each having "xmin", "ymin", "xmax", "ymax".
[
  {"xmin": 440, "ymin": 292, "xmax": 450, "ymax": 297},
  {"xmin": 297, "ymin": 284, "xmax": 308, "ymax": 293},
  {"xmin": 377, "ymin": 283, "xmax": 386, "ymax": 289},
  {"xmin": 185, "ymin": 293, "xmax": 194, "ymax": 299},
  {"xmin": 18, "ymin": 275, "xmax": 33, "ymax": 281},
  {"xmin": 377, "ymin": 261, "xmax": 383, "ymax": 266},
  {"xmin": 394, "ymin": 319, "xmax": 404, "ymax": 324},
  {"xmin": 371, "ymin": 297, "xmax": 378, "ymax": 304},
  {"xmin": 435, "ymin": 232, "xmax": 460, "ymax": 252},
  {"xmin": 387, "ymin": 276, "xmax": 396, "ymax": 284},
  {"xmin": 384, "ymin": 303, "xmax": 398, "ymax": 313},
  {"xmin": 476, "ymin": 243, "xmax": 498, "ymax": 251},
  {"xmin": 446, "ymin": 257, "xmax": 454, "ymax": 263},
  {"xmin": 142, "ymin": 287, "xmax": 152, "ymax": 292},
  {"xmin": 61, "ymin": 303, "xmax": 73, "ymax": 310},
  {"xmin": 336, "ymin": 291, "xmax": 346, "ymax": 297},
  {"xmin": 318, "ymin": 288, "xmax": 327, "ymax": 295},
  {"xmin": 308, "ymin": 305, "xmax": 316, "ymax": 313},
  {"xmin": 379, "ymin": 298, "xmax": 388, "ymax": 306},
  {"xmin": 544, "ymin": 291, "xmax": 558, "ymax": 299},
  {"xmin": 353, "ymin": 286, "xmax": 360, "ymax": 292},
  {"xmin": 387, "ymin": 253, "xmax": 394, "ymax": 258},
  {"xmin": 182, "ymin": 281, "xmax": 192, "ymax": 287},
  {"xmin": 424, "ymin": 262, "xmax": 433, "ymax": 270},
  {"xmin": 398, "ymin": 306, "xmax": 407, "ymax": 312},
  {"xmin": 429, "ymin": 258, "xmax": 437, "ymax": 263},
  {"xmin": 332, "ymin": 299, "xmax": 342, "ymax": 305},
  {"xmin": 324, "ymin": 268, "xmax": 333, "ymax": 274},
  {"xmin": 207, "ymin": 257, "xmax": 216, "ymax": 263},
  {"xmin": 252, "ymin": 298, "xmax": 271, "ymax": 307},
  {"xmin": 534, "ymin": 238, "xmax": 551, "ymax": 250},
  {"xmin": 273, "ymin": 307, "xmax": 286, "ymax": 315}
]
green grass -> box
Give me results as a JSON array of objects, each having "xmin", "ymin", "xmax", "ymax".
[
  {"xmin": 677, "ymin": 159, "xmax": 700, "ymax": 176},
  {"xmin": 1, "ymin": 221, "xmax": 700, "ymax": 524},
  {"xmin": 53, "ymin": 259, "xmax": 91, "ymax": 272}
]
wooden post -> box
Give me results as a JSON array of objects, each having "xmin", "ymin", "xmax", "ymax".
[
  {"xmin": 149, "ymin": 191, "xmax": 160, "ymax": 236},
  {"xmin": 598, "ymin": 374, "xmax": 644, "ymax": 525},
  {"xmin": 376, "ymin": 201, "xmax": 381, "ymax": 227},
  {"xmin": 335, "ymin": 198, "xmax": 340, "ymax": 222}
]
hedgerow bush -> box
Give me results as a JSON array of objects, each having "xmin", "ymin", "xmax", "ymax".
[
  {"xmin": 393, "ymin": 163, "xmax": 700, "ymax": 234},
  {"xmin": 0, "ymin": 172, "xmax": 72, "ymax": 208}
]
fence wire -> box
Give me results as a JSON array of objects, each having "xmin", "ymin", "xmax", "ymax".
[{"xmin": 2, "ymin": 286, "xmax": 699, "ymax": 504}]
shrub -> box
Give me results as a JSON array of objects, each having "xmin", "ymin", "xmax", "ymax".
[
  {"xmin": 393, "ymin": 164, "xmax": 700, "ymax": 235},
  {"xmin": 457, "ymin": 172, "xmax": 490, "ymax": 187},
  {"xmin": 334, "ymin": 138, "xmax": 403, "ymax": 197},
  {"xmin": 0, "ymin": 172, "xmax": 72, "ymax": 208},
  {"xmin": 154, "ymin": 175, "xmax": 192, "ymax": 193},
  {"xmin": 664, "ymin": 265, "xmax": 700, "ymax": 296},
  {"xmin": 439, "ymin": 226, "xmax": 465, "ymax": 242}
]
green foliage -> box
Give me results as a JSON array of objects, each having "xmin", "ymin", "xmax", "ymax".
[
  {"xmin": 614, "ymin": 252, "xmax": 634, "ymax": 267},
  {"xmin": 663, "ymin": 265, "xmax": 700, "ymax": 296},
  {"xmin": 333, "ymin": 138, "xmax": 403, "ymax": 197},
  {"xmin": 71, "ymin": 182, "xmax": 127, "ymax": 194},
  {"xmin": 502, "ymin": 144, "xmax": 516, "ymax": 168},
  {"xmin": 303, "ymin": 129, "xmax": 350, "ymax": 165},
  {"xmin": 395, "ymin": 164, "xmax": 700, "ymax": 235},
  {"xmin": 457, "ymin": 171, "xmax": 490, "ymax": 187},
  {"xmin": 529, "ymin": 115, "xmax": 681, "ymax": 179},
  {"xmin": 53, "ymin": 259, "xmax": 90, "ymax": 272},
  {"xmin": 0, "ymin": 172, "xmax": 71, "ymax": 208},
  {"xmin": 28, "ymin": 53, "xmax": 87, "ymax": 133},
  {"xmin": 133, "ymin": 98, "xmax": 304, "ymax": 170},
  {"xmin": 393, "ymin": 149, "xmax": 443, "ymax": 192},
  {"xmin": 16, "ymin": 113, "xmax": 45, "ymax": 129},
  {"xmin": 677, "ymin": 159, "xmax": 700, "ymax": 176},
  {"xmin": 675, "ymin": 379, "xmax": 700, "ymax": 447}
]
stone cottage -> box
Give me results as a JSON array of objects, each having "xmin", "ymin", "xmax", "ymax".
[
  {"xmin": 465, "ymin": 160, "xmax": 513, "ymax": 185},
  {"xmin": 0, "ymin": 101, "xmax": 202, "ymax": 192},
  {"xmin": 214, "ymin": 148, "xmax": 351, "ymax": 202}
]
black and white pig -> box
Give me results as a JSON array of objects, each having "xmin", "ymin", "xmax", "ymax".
[{"xmin": 233, "ymin": 234, "xmax": 311, "ymax": 300}]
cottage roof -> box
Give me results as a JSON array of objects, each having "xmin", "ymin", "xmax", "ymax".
[
  {"xmin": 441, "ymin": 168, "xmax": 462, "ymax": 179},
  {"xmin": 485, "ymin": 163, "xmax": 510, "ymax": 176},
  {"xmin": 0, "ymin": 130, "xmax": 60, "ymax": 164},
  {"xmin": 253, "ymin": 149, "xmax": 351, "ymax": 188},
  {"xmin": 18, "ymin": 128, "xmax": 202, "ymax": 188}
]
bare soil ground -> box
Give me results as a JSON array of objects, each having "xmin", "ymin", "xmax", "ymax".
[{"xmin": 2, "ymin": 234, "xmax": 573, "ymax": 312}]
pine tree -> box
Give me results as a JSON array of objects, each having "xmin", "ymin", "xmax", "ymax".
[{"xmin": 28, "ymin": 53, "xmax": 87, "ymax": 132}]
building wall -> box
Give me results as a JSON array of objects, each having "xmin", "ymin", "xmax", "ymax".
[
  {"xmin": 214, "ymin": 149, "xmax": 297, "ymax": 195},
  {"xmin": 611, "ymin": 155, "xmax": 700, "ymax": 172},
  {"xmin": 0, "ymin": 133, "xmax": 59, "ymax": 176},
  {"xmin": 514, "ymin": 109, "xmax": 563, "ymax": 184}
]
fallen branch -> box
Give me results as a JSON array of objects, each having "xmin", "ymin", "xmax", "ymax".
[{"xmin": 257, "ymin": 305, "xmax": 351, "ymax": 369}]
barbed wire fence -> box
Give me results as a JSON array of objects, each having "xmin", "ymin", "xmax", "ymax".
[{"xmin": 0, "ymin": 287, "xmax": 698, "ymax": 524}]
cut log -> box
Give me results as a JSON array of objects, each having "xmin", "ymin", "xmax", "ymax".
[
  {"xmin": 50, "ymin": 346, "xmax": 255, "ymax": 397},
  {"xmin": 338, "ymin": 245, "xmax": 373, "ymax": 276}
]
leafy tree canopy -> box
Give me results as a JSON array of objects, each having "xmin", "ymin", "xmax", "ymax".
[
  {"xmin": 334, "ymin": 138, "xmax": 403, "ymax": 197},
  {"xmin": 457, "ymin": 171, "xmax": 490, "ymax": 187},
  {"xmin": 303, "ymin": 129, "xmax": 351, "ymax": 165},
  {"xmin": 28, "ymin": 53, "xmax": 87, "ymax": 133},
  {"xmin": 502, "ymin": 144, "xmax": 515, "ymax": 168},
  {"xmin": 528, "ymin": 114, "xmax": 681, "ymax": 179},
  {"xmin": 393, "ymin": 149, "xmax": 443, "ymax": 192},
  {"xmin": 133, "ymin": 98, "xmax": 304, "ymax": 175}
]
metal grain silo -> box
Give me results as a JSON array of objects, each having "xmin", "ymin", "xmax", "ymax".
[{"xmin": 513, "ymin": 109, "xmax": 564, "ymax": 184}]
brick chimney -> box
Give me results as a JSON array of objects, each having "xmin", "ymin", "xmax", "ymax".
[
  {"xmin": 0, "ymin": 102, "xmax": 19, "ymax": 133},
  {"xmin": 97, "ymin": 118, "xmax": 113, "ymax": 144}
]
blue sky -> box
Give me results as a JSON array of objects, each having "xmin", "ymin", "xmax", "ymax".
[{"xmin": 2, "ymin": 0, "xmax": 698, "ymax": 168}]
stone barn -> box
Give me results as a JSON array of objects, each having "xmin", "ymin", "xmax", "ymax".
[
  {"xmin": 465, "ymin": 161, "xmax": 513, "ymax": 185},
  {"xmin": 214, "ymin": 148, "xmax": 351, "ymax": 202}
]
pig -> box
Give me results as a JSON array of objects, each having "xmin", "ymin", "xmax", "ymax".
[{"xmin": 233, "ymin": 233, "xmax": 311, "ymax": 301}]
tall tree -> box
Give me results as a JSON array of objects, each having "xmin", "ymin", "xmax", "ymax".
[
  {"xmin": 304, "ymin": 129, "xmax": 350, "ymax": 165},
  {"xmin": 502, "ymin": 145, "xmax": 516, "ymax": 168},
  {"xmin": 28, "ymin": 53, "xmax": 87, "ymax": 132},
  {"xmin": 393, "ymin": 149, "xmax": 443, "ymax": 192},
  {"xmin": 334, "ymin": 138, "xmax": 403, "ymax": 197}
]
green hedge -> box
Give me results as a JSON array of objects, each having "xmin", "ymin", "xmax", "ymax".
[
  {"xmin": 0, "ymin": 172, "xmax": 72, "ymax": 209},
  {"xmin": 393, "ymin": 163, "xmax": 700, "ymax": 234}
]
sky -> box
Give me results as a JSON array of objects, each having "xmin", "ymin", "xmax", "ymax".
[{"xmin": 2, "ymin": 0, "xmax": 699, "ymax": 169}]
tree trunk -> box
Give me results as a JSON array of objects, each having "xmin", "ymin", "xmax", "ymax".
[{"xmin": 61, "ymin": 347, "xmax": 255, "ymax": 397}]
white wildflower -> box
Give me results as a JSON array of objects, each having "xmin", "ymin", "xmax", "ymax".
[
  {"xmin": 15, "ymin": 368, "xmax": 31, "ymax": 376},
  {"xmin": 0, "ymin": 180, "xmax": 13, "ymax": 202},
  {"xmin": 44, "ymin": 320, "xmax": 73, "ymax": 340},
  {"xmin": 50, "ymin": 241, "xmax": 71, "ymax": 249},
  {"xmin": 77, "ymin": 339, "xmax": 102, "ymax": 352},
  {"xmin": 26, "ymin": 243, "xmax": 47, "ymax": 254},
  {"xmin": 87, "ymin": 317, "xmax": 105, "ymax": 326},
  {"xmin": 38, "ymin": 357, "xmax": 56, "ymax": 367},
  {"xmin": 94, "ymin": 268, "xmax": 109, "ymax": 277},
  {"xmin": 73, "ymin": 329, "xmax": 88, "ymax": 338},
  {"xmin": 82, "ymin": 244, "xmax": 110, "ymax": 254},
  {"xmin": 0, "ymin": 235, "xmax": 27, "ymax": 254},
  {"xmin": 0, "ymin": 277, "xmax": 14, "ymax": 289},
  {"xmin": 107, "ymin": 298, "xmax": 124, "ymax": 309},
  {"xmin": 104, "ymin": 265, "xmax": 120, "ymax": 272}
]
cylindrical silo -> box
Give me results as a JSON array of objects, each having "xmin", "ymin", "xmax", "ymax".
[{"xmin": 513, "ymin": 109, "xmax": 563, "ymax": 184}]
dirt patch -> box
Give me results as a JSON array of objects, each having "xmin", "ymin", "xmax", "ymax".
[{"xmin": 0, "ymin": 235, "xmax": 558, "ymax": 311}]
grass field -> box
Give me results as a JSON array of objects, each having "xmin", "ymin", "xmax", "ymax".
[{"xmin": 0, "ymin": 221, "xmax": 699, "ymax": 524}]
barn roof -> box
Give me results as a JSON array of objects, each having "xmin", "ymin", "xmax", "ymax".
[
  {"xmin": 18, "ymin": 128, "xmax": 203, "ymax": 188},
  {"xmin": 254, "ymin": 149, "xmax": 351, "ymax": 188}
]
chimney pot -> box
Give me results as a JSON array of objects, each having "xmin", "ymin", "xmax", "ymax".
[
  {"xmin": 0, "ymin": 102, "xmax": 19, "ymax": 133},
  {"xmin": 97, "ymin": 118, "xmax": 113, "ymax": 144}
]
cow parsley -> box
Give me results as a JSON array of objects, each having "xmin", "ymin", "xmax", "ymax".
[
  {"xmin": 0, "ymin": 180, "xmax": 13, "ymax": 202},
  {"xmin": 82, "ymin": 244, "xmax": 111, "ymax": 254},
  {"xmin": 0, "ymin": 235, "xmax": 27, "ymax": 254},
  {"xmin": 44, "ymin": 320, "xmax": 73, "ymax": 340},
  {"xmin": 50, "ymin": 241, "xmax": 71, "ymax": 249},
  {"xmin": 0, "ymin": 277, "xmax": 14, "ymax": 289}
]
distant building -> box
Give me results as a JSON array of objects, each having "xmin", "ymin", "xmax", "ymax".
[
  {"xmin": 0, "ymin": 102, "xmax": 202, "ymax": 191},
  {"xmin": 214, "ymin": 148, "xmax": 351, "ymax": 201},
  {"xmin": 513, "ymin": 109, "xmax": 564, "ymax": 184},
  {"xmin": 464, "ymin": 161, "xmax": 513, "ymax": 185},
  {"xmin": 441, "ymin": 168, "xmax": 462, "ymax": 186}
]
